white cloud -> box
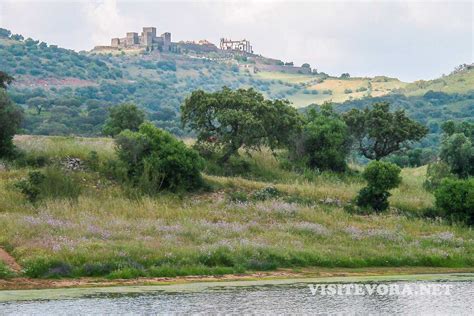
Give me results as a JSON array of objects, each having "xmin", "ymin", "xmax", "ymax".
[
  {"xmin": 83, "ymin": 0, "xmax": 134, "ymax": 46},
  {"xmin": 0, "ymin": 0, "xmax": 471, "ymax": 80}
]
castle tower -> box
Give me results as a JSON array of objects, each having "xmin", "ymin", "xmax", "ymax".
[
  {"xmin": 141, "ymin": 27, "xmax": 157, "ymax": 47},
  {"xmin": 161, "ymin": 32, "xmax": 171, "ymax": 51},
  {"xmin": 111, "ymin": 38, "xmax": 120, "ymax": 47},
  {"xmin": 126, "ymin": 32, "xmax": 139, "ymax": 46}
]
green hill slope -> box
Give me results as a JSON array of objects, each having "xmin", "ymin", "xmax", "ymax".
[
  {"xmin": 400, "ymin": 64, "xmax": 474, "ymax": 96},
  {"xmin": 0, "ymin": 29, "xmax": 472, "ymax": 140}
]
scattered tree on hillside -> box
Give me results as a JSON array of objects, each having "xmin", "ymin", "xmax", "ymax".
[
  {"xmin": 0, "ymin": 71, "xmax": 13, "ymax": 89},
  {"xmin": 435, "ymin": 178, "xmax": 474, "ymax": 225},
  {"xmin": 291, "ymin": 103, "xmax": 351, "ymax": 172},
  {"xmin": 27, "ymin": 97, "xmax": 51, "ymax": 115},
  {"xmin": 0, "ymin": 73, "xmax": 23, "ymax": 158},
  {"xmin": 181, "ymin": 87, "xmax": 302, "ymax": 162},
  {"xmin": 102, "ymin": 103, "xmax": 145, "ymax": 137},
  {"xmin": 343, "ymin": 102, "xmax": 428, "ymax": 160},
  {"xmin": 439, "ymin": 121, "xmax": 474, "ymax": 178}
]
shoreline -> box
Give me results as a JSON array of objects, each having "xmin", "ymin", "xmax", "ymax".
[{"xmin": 1, "ymin": 267, "xmax": 474, "ymax": 292}]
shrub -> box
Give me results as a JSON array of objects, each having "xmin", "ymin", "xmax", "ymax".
[
  {"xmin": 102, "ymin": 103, "xmax": 145, "ymax": 137},
  {"xmin": 362, "ymin": 160, "xmax": 402, "ymax": 190},
  {"xmin": 0, "ymin": 262, "xmax": 14, "ymax": 278},
  {"xmin": 356, "ymin": 187, "xmax": 390, "ymax": 212},
  {"xmin": 15, "ymin": 168, "xmax": 81, "ymax": 202},
  {"xmin": 252, "ymin": 186, "xmax": 280, "ymax": 201},
  {"xmin": 434, "ymin": 178, "xmax": 474, "ymax": 225},
  {"xmin": 440, "ymin": 133, "xmax": 474, "ymax": 178},
  {"xmin": 115, "ymin": 122, "xmax": 204, "ymax": 193},
  {"xmin": 423, "ymin": 161, "xmax": 453, "ymax": 191},
  {"xmin": 291, "ymin": 104, "xmax": 350, "ymax": 172},
  {"xmin": 356, "ymin": 161, "xmax": 401, "ymax": 212}
]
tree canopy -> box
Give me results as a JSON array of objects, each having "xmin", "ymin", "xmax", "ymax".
[
  {"xmin": 343, "ymin": 102, "xmax": 428, "ymax": 160},
  {"xmin": 440, "ymin": 121, "xmax": 474, "ymax": 178},
  {"xmin": 291, "ymin": 104, "xmax": 350, "ymax": 172},
  {"xmin": 102, "ymin": 103, "xmax": 145, "ymax": 137},
  {"xmin": 181, "ymin": 87, "xmax": 302, "ymax": 162},
  {"xmin": 0, "ymin": 73, "xmax": 23, "ymax": 158}
]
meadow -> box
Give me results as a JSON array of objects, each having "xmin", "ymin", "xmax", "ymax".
[{"xmin": 0, "ymin": 135, "xmax": 472, "ymax": 279}]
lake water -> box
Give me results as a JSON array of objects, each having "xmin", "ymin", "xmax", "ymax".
[{"xmin": 1, "ymin": 278, "xmax": 473, "ymax": 315}]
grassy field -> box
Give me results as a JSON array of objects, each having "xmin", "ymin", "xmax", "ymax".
[
  {"xmin": 401, "ymin": 67, "xmax": 474, "ymax": 96},
  {"xmin": 252, "ymin": 72, "xmax": 407, "ymax": 107},
  {"xmin": 0, "ymin": 135, "xmax": 472, "ymax": 280}
]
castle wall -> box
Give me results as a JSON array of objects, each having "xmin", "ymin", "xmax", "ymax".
[{"xmin": 104, "ymin": 27, "xmax": 174, "ymax": 51}]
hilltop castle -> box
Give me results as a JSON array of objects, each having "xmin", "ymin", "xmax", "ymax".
[
  {"xmin": 220, "ymin": 38, "xmax": 253, "ymax": 54},
  {"xmin": 94, "ymin": 27, "xmax": 254, "ymax": 55},
  {"xmin": 106, "ymin": 27, "xmax": 172, "ymax": 51}
]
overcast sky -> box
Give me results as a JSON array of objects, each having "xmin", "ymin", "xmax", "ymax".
[{"xmin": 0, "ymin": 0, "xmax": 472, "ymax": 81}]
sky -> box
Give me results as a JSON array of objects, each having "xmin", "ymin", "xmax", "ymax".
[{"xmin": 0, "ymin": 0, "xmax": 472, "ymax": 81}]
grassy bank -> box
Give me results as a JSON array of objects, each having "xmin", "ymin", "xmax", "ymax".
[{"xmin": 0, "ymin": 135, "xmax": 472, "ymax": 280}]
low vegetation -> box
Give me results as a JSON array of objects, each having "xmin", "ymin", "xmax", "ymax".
[{"xmin": 0, "ymin": 135, "xmax": 473, "ymax": 280}]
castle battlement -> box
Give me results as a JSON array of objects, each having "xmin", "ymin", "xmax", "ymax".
[{"xmin": 108, "ymin": 27, "xmax": 172, "ymax": 51}]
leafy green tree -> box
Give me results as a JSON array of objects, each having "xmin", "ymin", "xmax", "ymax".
[
  {"xmin": 291, "ymin": 104, "xmax": 350, "ymax": 172},
  {"xmin": 102, "ymin": 103, "xmax": 145, "ymax": 137},
  {"xmin": 356, "ymin": 161, "xmax": 401, "ymax": 212},
  {"xmin": 115, "ymin": 122, "xmax": 204, "ymax": 193},
  {"xmin": 343, "ymin": 102, "xmax": 428, "ymax": 160},
  {"xmin": 0, "ymin": 71, "xmax": 13, "ymax": 89},
  {"xmin": 435, "ymin": 178, "xmax": 474, "ymax": 225},
  {"xmin": 27, "ymin": 97, "xmax": 51, "ymax": 115},
  {"xmin": 181, "ymin": 87, "xmax": 302, "ymax": 162},
  {"xmin": 0, "ymin": 74, "xmax": 23, "ymax": 158},
  {"xmin": 439, "ymin": 121, "xmax": 474, "ymax": 178}
]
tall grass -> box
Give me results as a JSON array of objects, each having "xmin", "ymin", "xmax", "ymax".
[{"xmin": 0, "ymin": 135, "xmax": 469, "ymax": 279}]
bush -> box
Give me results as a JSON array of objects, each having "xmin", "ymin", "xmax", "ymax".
[
  {"xmin": 434, "ymin": 178, "xmax": 474, "ymax": 225},
  {"xmin": 356, "ymin": 161, "xmax": 401, "ymax": 212},
  {"xmin": 423, "ymin": 161, "xmax": 453, "ymax": 191},
  {"xmin": 362, "ymin": 160, "xmax": 402, "ymax": 190},
  {"xmin": 440, "ymin": 133, "xmax": 474, "ymax": 178},
  {"xmin": 15, "ymin": 168, "xmax": 81, "ymax": 202},
  {"xmin": 115, "ymin": 122, "xmax": 204, "ymax": 193},
  {"xmin": 355, "ymin": 187, "xmax": 390, "ymax": 212},
  {"xmin": 252, "ymin": 186, "xmax": 280, "ymax": 201},
  {"xmin": 291, "ymin": 105, "xmax": 350, "ymax": 172},
  {"xmin": 102, "ymin": 103, "xmax": 145, "ymax": 137}
]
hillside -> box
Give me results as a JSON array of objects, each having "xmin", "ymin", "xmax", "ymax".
[
  {"xmin": 400, "ymin": 64, "xmax": 474, "ymax": 96},
  {"xmin": 0, "ymin": 29, "xmax": 473, "ymax": 144}
]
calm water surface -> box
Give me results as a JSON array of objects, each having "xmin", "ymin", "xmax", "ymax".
[{"xmin": 1, "ymin": 280, "xmax": 473, "ymax": 315}]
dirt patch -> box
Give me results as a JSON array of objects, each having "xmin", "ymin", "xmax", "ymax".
[
  {"xmin": 0, "ymin": 248, "xmax": 21, "ymax": 272},
  {"xmin": 1, "ymin": 267, "xmax": 474, "ymax": 291}
]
